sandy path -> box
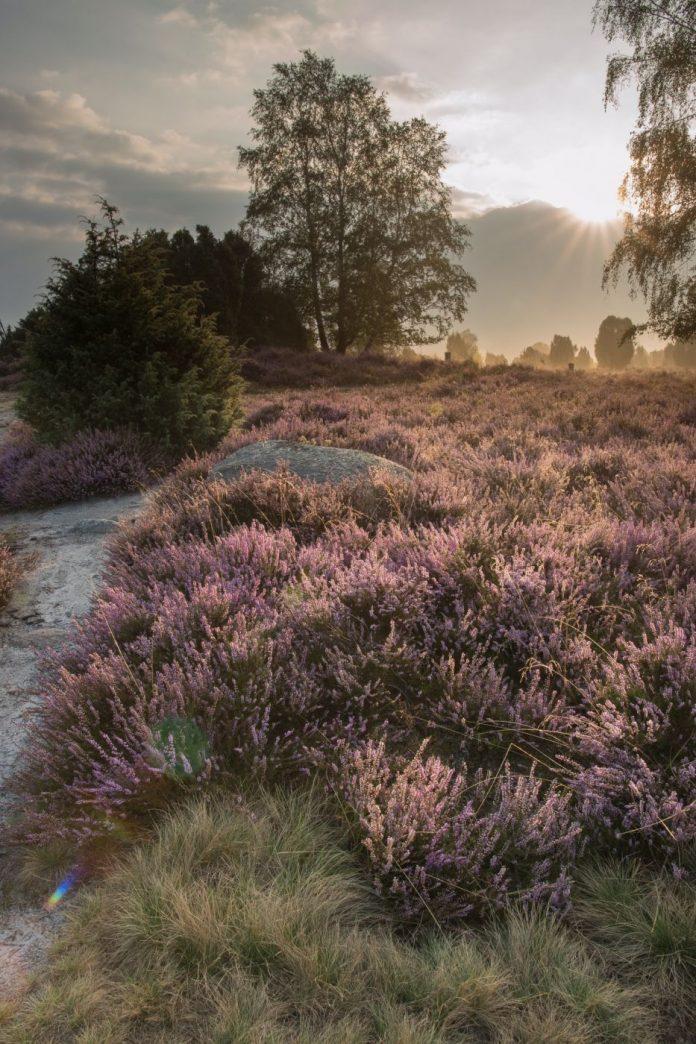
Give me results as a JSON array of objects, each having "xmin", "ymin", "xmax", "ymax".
[{"xmin": 0, "ymin": 473, "xmax": 143, "ymax": 993}]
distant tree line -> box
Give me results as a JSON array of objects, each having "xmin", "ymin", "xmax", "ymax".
[
  {"xmin": 446, "ymin": 317, "xmax": 696, "ymax": 371},
  {"xmin": 149, "ymin": 224, "xmax": 308, "ymax": 350}
]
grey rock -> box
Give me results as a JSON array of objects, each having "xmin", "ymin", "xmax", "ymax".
[
  {"xmin": 213, "ymin": 440, "xmax": 412, "ymax": 486},
  {"xmin": 67, "ymin": 518, "xmax": 121, "ymax": 537}
]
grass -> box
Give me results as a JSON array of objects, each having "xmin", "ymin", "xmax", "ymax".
[
  {"xmin": 0, "ymin": 532, "xmax": 23, "ymax": 611},
  {"xmin": 574, "ymin": 862, "xmax": 696, "ymax": 1028},
  {"xmin": 4, "ymin": 787, "xmax": 693, "ymax": 1042}
]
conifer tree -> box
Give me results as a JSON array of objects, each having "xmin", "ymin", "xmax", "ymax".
[{"xmin": 18, "ymin": 200, "xmax": 241, "ymax": 454}]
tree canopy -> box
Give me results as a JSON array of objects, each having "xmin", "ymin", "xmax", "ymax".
[
  {"xmin": 161, "ymin": 225, "xmax": 308, "ymax": 350},
  {"xmin": 239, "ymin": 51, "xmax": 475, "ymax": 353},
  {"xmin": 594, "ymin": 0, "xmax": 696, "ymax": 341},
  {"xmin": 594, "ymin": 314, "xmax": 636, "ymax": 369},
  {"xmin": 549, "ymin": 334, "xmax": 577, "ymax": 368}
]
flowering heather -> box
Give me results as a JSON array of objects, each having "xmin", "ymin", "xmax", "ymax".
[
  {"xmin": 0, "ymin": 424, "xmax": 156, "ymax": 510},
  {"xmin": 337, "ymin": 739, "xmax": 581, "ymax": 920},
  {"xmin": 14, "ymin": 368, "xmax": 696, "ymax": 920}
]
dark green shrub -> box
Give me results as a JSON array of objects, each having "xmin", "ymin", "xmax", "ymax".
[{"xmin": 17, "ymin": 200, "xmax": 241, "ymax": 455}]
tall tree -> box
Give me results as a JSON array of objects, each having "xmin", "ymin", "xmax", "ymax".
[
  {"xmin": 164, "ymin": 225, "xmax": 308, "ymax": 350},
  {"xmin": 239, "ymin": 51, "xmax": 475, "ymax": 353},
  {"xmin": 549, "ymin": 334, "xmax": 577, "ymax": 367},
  {"xmin": 594, "ymin": 1, "xmax": 696, "ymax": 341},
  {"xmin": 446, "ymin": 329, "xmax": 481, "ymax": 365},
  {"xmin": 594, "ymin": 314, "xmax": 636, "ymax": 369}
]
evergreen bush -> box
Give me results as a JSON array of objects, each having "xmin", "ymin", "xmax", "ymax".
[{"xmin": 17, "ymin": 200, "xmax": 241, "ymax": 455}]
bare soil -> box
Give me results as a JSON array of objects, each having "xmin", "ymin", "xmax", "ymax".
[{"xmin": 0, "ymin": 395, "xmax": 143, "ymax": 994}]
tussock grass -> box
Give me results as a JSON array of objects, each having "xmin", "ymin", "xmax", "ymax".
[
  {"xmin": 1, "ymin": 788, "xmax": 670, "ymax": 1042},
  {"xmin": 0, "ymin": 533, "xmax": 24, "ymax": 611},
  {"xmin": 575, "ymin": 862, "xmax": 696, "ymax": 1032}
]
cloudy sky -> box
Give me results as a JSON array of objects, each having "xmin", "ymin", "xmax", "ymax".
[{"xmin": 0, "ymin": 0, "xmax": 652, "ymax": 354}]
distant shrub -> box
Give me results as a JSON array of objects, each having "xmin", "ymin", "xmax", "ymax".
[
  {"xmin": 17, "ymin": 200, "xmax": 241, "ymax": 455},
  {"xmin": 0, "ymin": 424, "xmax": 155, "ymax": 510},
  {"xmin": 595, "ymin": 315, "xmax": 636, "ymax": 370}
]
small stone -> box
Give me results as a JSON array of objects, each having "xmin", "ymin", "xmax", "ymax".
[{"xmin": 68, "ymin": 518, "xmax": 120, "ymax": 536}]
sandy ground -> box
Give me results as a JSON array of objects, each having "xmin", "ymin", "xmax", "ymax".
[{"xmin": 0, "ymin": 395, "xmax": 143, "ymax": 994}]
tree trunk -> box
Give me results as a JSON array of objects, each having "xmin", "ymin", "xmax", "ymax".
[
  {"xmin": 311, "ymin": 258, "xmax": 330, "ymax": 352},
  {"xmin": 336, "ymin": 193, "xmax": 347, "ymax": 354}
]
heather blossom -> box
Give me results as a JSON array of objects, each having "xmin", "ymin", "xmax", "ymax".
[
  {"xmin": 11, "ymin": 369, "xmax": 696, "ymax": 920},
  {"xmin": 0, "ymin": 424, "xmax": 156, "ymax": 510}
]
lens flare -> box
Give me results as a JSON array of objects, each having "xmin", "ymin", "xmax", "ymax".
[{"xmin": 45, "ymin": 868, "xmax": 81, "ymax": 910}]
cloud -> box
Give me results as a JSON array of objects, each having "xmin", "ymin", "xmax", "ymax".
[
  {"xmin": 376, "ymin": 72, "xmax": 437, "ymax": 102},
  {"xmin": 160, "ymin": 1, "xmax": 331, "ymax": 31},
  {"xmin": 0, "ymin": 87, "xmax": 248, "ymax": 244},
  {"xmin": 448, "ymin": 187, "xmax": 499, "ymax": 218},
  {"xmin": 156, "ymin": 0, "xmax": 392, "ymax": 86},
  {"xmin": 0, "ymin": 86, "xmax": 249, "ymax": 324},
  {"xmin": 159, "ymin": 6, "xmax": 200, "ymax": 27}
]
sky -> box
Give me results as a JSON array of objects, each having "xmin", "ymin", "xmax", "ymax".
[{"xmin": 0, "ymin": 0, "xmax": 654, "ymax": 355}]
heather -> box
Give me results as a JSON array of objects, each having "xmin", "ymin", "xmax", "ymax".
[
  {"xmin": 13, "ymin": 369, "xmax": 696, "ymax": 925},
  {"xmin": 241, "ymin": 344, "xmax": 445, "ymax": 387},
  {"xmin": 0, "ymin": 424, "xmax": 156, "ymax": 511},
  {"xmin": 3, "ymin": 790, "xmax": 678, "ymax": 1042}
]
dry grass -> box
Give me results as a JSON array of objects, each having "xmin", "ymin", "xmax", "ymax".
[
  {"xmin": 0, "ymin": 533, "xmax": 23, "ymax": 611},
  {"xmin": 574, "ymin": 862, "xmax": 696, "ymax": 1033},
  {"xmin": 3, "ymin": 788, "xmax": 685, "ymax": 1043}
]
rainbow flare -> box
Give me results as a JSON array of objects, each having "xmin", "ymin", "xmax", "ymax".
[{"xmin": 45, "ymin": 868, "xmax": 81, "ymax": 910}]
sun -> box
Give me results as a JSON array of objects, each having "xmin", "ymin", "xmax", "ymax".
[{"xmin": 562, "ymin": 186, "xmax": 621, "ymax": 226}]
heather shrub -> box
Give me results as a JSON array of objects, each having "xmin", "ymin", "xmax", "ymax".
[
  {"xmin": 568, "ymin": 621, "xmax": 696, "ymax": 858},
  {"xmin": 17, "ymin": 200, "xmax": 241, "ymax": 455},
  {"xmin": 12, "ymin": 369, "xmax": 696, "ymax": 924},
  {"xmin": 0, "ymin": 424, "xmax": 155, "ymax": 510},
  {"xmin": 241, "ymin": 344, "xmax": 441, "ymax": 388},
  {"xmin": 106, "ymin": 464, "xmax": 461, "ymax": 566},
  {"xmin": 337, "ymin": 740, "xmax": 581, "ymax": 920}
]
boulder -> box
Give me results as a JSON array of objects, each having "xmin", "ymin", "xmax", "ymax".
[{"xmin": 212, "ymin": 440, "xmax": 412, "ymax": 486}]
